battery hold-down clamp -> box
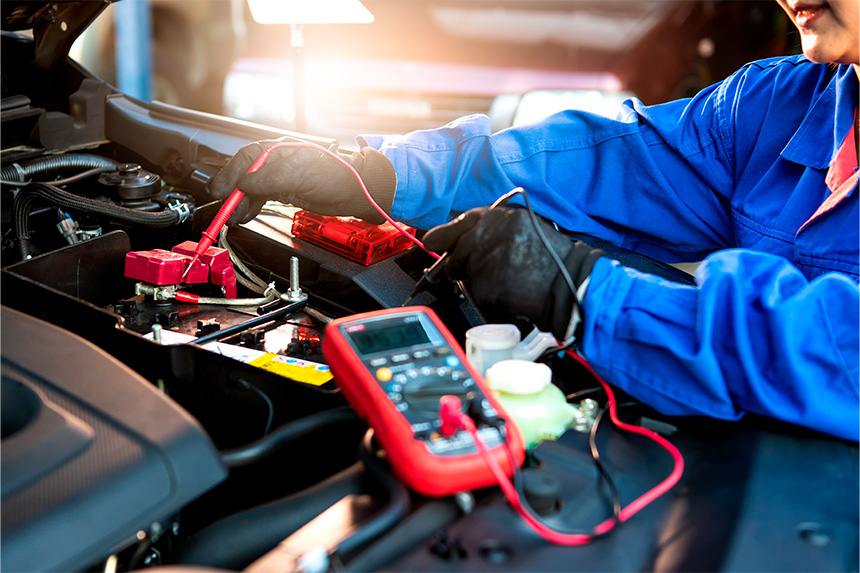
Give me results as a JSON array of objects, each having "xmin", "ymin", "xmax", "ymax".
[{"xmin": 124, "ymin": 240, "xmax": 237, "ymax": 299}]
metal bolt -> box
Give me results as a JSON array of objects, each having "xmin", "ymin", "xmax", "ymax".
[
  {"xmin": 454, "ymin": 491, "xmax": 475, "ymax": 514},
  {"xmin": 580, "ymin": 398, "xmax": 598, "ymax": 416},
  {"xmin": 572, "ymin": 411, "xmax": 590, "ymax": 433},
  {"xmin": 288, "ymin": 256, "xmax": 305, "ymax": 301}
]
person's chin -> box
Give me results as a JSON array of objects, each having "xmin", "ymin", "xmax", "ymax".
[{"xmin": 800, "ymin": 38, "xmax": 833, "ymax": 64}]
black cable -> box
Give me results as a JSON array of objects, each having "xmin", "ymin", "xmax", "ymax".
[
  {"xmin": 219, "ymin": 407, "xmax": 360, "ymax": 468},
  {"xmin": 536, "ymin": 337, "xmax": 577, "ymax": 363},
  {"xmin": 588, "ymin": 407, "xmax": 622, "ymax": 524},
  {"xmin": 237, "ymin": 378, "xmax": 274, "ymax": 437},
  {"xmin": 565, "ymin": 386, "xmax": 604, "ymax": 401},
  {"xmin": 331, "ymin": 430, "xmax": 411, "ymax": 560},
  {"xmin": 0, "ymin": 153, "xmax": 119, "ymax": 182},
  {"xmin": 126, "ymin": 537, "xmax": 154, "ymax": 571},
  {"xmin": 510, "ymin": 187, "xmax": 583, "ymax": 327},
  {"xmin": 51, "ymin": 166, "xmax": 116, "ymax": 186},
  {"xmin": 0, "ymin": 166, "xmax": 115, "ymax": 187},
  {"xmin": 14, "ymin": 182, "xmax": 184, "ymax": 259},
  {"xmin": 172, "ymin": 463, "xmax": 368, "ymax": 569},
  {"xmin": 493, "ymin": 409, "xmax": 622, "ymax": 539}
]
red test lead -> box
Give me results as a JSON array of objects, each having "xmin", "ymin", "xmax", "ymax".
[{"xmin": 182, "ymin": 143, "xmax": 294, "ymax": 280}]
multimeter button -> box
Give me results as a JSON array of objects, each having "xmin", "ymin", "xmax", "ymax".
[
  {"xmin": 387, "ymin": 392, "xmax": 402, "ymax": 402},
  {"xmin": 436, "ymin": 367, "xmax": 449, "ymax": 377},
  {"xmin": 407, "ymin": 369, "xmax": 419, "ymax": 378},
  {"xmin": 420, "ymin": 366, "xmax": 434, "ymax": 376},
  {"xmin": 385, "ymin": 382, "xmax": 403, "ymax": 393},
  {"xmin": 445, "ymin": 356, "xmax": 460, "ymax": 367},
  {"xmin": 393, "ymin": 373, "xmax": 407, "ymax": 383},
  {"xmin": 391, "ymin": 353, "xmax": 410, "ymax": 363},
  {"xmin": 413, "ymin": 430, "xmax": 432, "ymax": 441},
  {"xmin": 435, "ymin": 347, "xmax": 450, "ymax": 356},
  {"xmin": 376, "ymin": 367, "xmax": 393, "ymax": 382},
  {"xmin": 396, "ymin": 402, "xmax": 408, "ymax": 412},
  {"xmin": 463, "ymin": 378, "xmax": 475, "ymax": 387},
  {"xmin": 369, "ymin": 357, "xmax": 388, "ymax": 367},
  {"xmin": 413, "ymin": 350, "xmax": 431, "ymax": 360}
]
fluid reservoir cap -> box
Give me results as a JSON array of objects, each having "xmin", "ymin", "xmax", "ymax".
[
  {"xmin": 466, "ymin": 324, "xmax": 520, "ymax": 350},
  {"xmin": 485, "ymin": 360, "xmax": 551, "ymax": 395},
  {"xmin": 465, "ymin": 324, "xmax": 520, "ymax": 376},
  {"xmin": 98, "ymin": 163, "xmax": 161, "ymax": 201}
]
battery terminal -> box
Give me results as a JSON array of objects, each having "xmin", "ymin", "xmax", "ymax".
[{"xmin": 135, "ymin": 282, "xmax": 178, "ymax": 301}]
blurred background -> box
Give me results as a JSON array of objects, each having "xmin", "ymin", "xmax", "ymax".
[{"xmin": 71, "ymin": 0, "xmax": 797, "ymax": 146}]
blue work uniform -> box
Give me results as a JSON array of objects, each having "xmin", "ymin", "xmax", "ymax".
[{"xmin": 361, "ymin": 56, "xmax": 860, "ymax": 441}]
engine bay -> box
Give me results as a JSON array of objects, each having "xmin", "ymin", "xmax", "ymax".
[{"xmin": 2, "ymin": 4, "xmax": 858, "ymax": 572}]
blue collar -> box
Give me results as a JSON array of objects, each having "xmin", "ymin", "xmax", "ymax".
[{"xmin": 781, "ymin": 64, "xmax": 858, "ymax": 170}]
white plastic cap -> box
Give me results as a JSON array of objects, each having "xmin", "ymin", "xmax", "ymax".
[
  {"xmin": 485, "ymin": 360, "xmax": 552, "ymax": 395},
  {"xmin": 466, "ymin": 324, "xmax": 520, "ymax": 350}
]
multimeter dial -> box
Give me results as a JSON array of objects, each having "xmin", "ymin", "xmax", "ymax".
[{"xmin": 401, "ymin": 380, "xmax": 475, "ymax": 415}]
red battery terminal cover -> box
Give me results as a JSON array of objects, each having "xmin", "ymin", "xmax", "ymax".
[
  {"xmin": 291, "ymin": 210, "xmax": 416, "ymax": 266},
  {"xmin": 123, "ymin": 241, "xmax": 237, "ymax": 298}
]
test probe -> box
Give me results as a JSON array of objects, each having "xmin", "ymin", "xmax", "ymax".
[{"xmin": 181, "ymin": 143, "xmax": 297, "ymax": 280}]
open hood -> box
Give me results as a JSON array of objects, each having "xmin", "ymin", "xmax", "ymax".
[{"xmin": 1, "ymin": 1, "xmax": 113, "ymax": 70}]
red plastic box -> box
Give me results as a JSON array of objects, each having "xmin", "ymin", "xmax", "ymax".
[{"xmin": 291, "ymin": 210, "xmax": 416, "ymax": 266}]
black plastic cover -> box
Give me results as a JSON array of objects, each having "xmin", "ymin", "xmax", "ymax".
[{"xmin": 0, "ymin": 306, "xmax": 227, "ymax": 572}]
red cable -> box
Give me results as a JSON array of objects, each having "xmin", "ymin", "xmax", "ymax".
[
  {"xmin": 565, "ymin": 349, "xmax": 685, "ymax": 523},
  {"xmin": 264, "ymin": 142, "xmax": 440, "ymax": 259},
  {"xmin": 451, "ymin": 349, "xmax": 684, "ymax": 545}
]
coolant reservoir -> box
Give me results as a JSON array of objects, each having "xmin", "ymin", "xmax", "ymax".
[{"xmin": 485, "ymin": 360, "xmax": 578, "ymax": 449}]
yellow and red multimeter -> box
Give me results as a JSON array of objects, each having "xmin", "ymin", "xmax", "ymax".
[{"xmin": 323, "ymin": 307, "xmax": 525, "ymax": 497}]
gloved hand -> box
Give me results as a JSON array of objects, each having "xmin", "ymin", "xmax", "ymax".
[
  {"xmin": 422, "ymin": 207, "xmax": 604, "ymax": 341},
  {"xmin": 207, "ymin": 137, "xmax": 397, "ymax": 225}
]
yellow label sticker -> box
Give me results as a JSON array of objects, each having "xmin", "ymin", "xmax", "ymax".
[{"xmin": 249, "ymin": 353, "xmax": 333, "ymax": 386}]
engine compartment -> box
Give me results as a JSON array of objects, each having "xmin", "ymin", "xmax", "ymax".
[
  {"xmin": 1, "ymin": 24, "xmax": 481, "ymax": 570},
  {"xmin": 2, "ymin": 12, "xmax": 858, "ymax": 573}
]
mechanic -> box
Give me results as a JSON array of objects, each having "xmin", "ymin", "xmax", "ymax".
[{"xmin": 209, "ymin": 0, "xmax": 859, "ymax": 441}]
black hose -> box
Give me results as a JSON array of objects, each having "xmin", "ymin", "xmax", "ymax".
[
  {"xmin": 343, "ymin": 498, "xmax": 462, "ymax": 572},
  {"xmin": 332, "ymin": 430, "xmax": 412, "ymax": 559},
  {"xmin": 172, "ymin": 463, "xmax": 369, "ymax": 570},
  {"xmin": 14, "ymin": 182, "xmax": 184, "ymax": 259},
  {"xmin": 178, "ymin": 429, "xmax": 412, "ymax": 571},
  {"xmin": 219, "ymin": 407, "xmax": 362, "ymax": 468},
  {"xmin": 0, "ymin": 153, "xmax": 119, "ymax": 183}
]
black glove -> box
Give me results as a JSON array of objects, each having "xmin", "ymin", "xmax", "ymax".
[
  {"xmin": 207, "ymin": 137, "xmax": 397, "ymax": 225},
  {"xmin": 422, "ymin": 207, "xmax": 604, "ymax": 341}
]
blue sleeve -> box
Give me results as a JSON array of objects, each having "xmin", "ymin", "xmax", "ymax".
[
  {"xmin": 580, "ymin": 251, "xmax": 860, "ymax": 441},
  {"xmin": 362, "ymin": 74, "xmax": 743, "ymax": 262}
]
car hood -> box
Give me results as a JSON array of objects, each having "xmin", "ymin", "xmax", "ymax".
[{"xmin": 1, "ymin": 1, "xmax": 113, "ymax": 70}]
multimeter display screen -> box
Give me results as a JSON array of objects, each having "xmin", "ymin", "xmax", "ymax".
[{"xmin": 349, "ymin": 319, "xmax": 431, "ymax": 355}]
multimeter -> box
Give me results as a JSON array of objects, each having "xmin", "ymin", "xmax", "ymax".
[{"xmin": 323, "ymin": 306, "xmax": 525, "ymax": 497}]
